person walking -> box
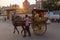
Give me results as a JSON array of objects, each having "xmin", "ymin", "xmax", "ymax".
[
  {"xmin": 3, "ymin": 15, "xmax": 6, "ymax": 21},
  {"xmin": 11, "ymin": 12, "xmax": 16, "ymax": 21},
  {"xmin": 23, "ymin": 15, "xmax": 31, "ymax": 37}
]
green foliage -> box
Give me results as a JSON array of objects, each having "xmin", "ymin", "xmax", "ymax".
[{"xmin": 43, "ymin": 0, "xmax": 60, "ymax": 10}]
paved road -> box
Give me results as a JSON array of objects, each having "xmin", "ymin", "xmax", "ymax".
[{"xmin": 0, "ymin": 21, "xmax": 60, "ymax": 40}]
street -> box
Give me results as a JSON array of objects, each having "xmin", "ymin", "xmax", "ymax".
[{"xmin": 0, "ymin": 21, "xmax": 60, "ymax": 40}]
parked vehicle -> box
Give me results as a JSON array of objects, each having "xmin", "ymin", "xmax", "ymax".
[{"xmin": 46, "ymin": 11, "xmax": 60, "ymax": 22}]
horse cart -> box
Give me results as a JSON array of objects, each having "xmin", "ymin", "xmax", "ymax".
[{"xmin": 12, "ymin": 9, "xmax": 47, "ymax": 35}]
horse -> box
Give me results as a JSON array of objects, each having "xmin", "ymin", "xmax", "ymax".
[{"xmin": 12, "ymin": 16, "xmax": 25, "ymax": 34}]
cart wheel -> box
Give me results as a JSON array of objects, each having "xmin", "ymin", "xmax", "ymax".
[{"xmin": 33, "ymin": 23, "xmax": 47, "ymax": 36}]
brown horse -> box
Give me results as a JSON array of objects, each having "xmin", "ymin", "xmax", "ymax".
[{"xmin": 12, "ymin": 16, "xmax": 25, "ymax": 34}]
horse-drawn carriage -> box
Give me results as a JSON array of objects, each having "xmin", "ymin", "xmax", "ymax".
[
  {"xmin": 12, "ymin": 9, "xmax": 47, "ymax": 35},
  {"xmin": 31, "ymin": 9, "xmax": 47, "ymax": 35}
]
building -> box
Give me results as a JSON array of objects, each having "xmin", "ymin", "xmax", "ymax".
[
  {"xmin": 23, "ymin": 0, "xmax": 30, "ymax": 10},
  {"xmin": 35, "ymin": 0, "xmax": 42, "ymax": 9},
  {"xmin": 35, "ymin": 0, "xmax": 47, "ymax": 9},
  {"xmin": 29, "ymin": 4, "xmax": 36, "ymax": 10},
  {"xmin": 22, "ymin": 0, "xmax": 48, "ymax": 14},
  {"xmin": 23, "ymin": 0, "xmax": 33, "ymax": 14},
  {"xmin": 0, "ymin": 4, "xmax": 23, "ymax": 20}
]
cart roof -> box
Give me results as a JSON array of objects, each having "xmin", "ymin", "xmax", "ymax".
[{"xmin": 32, "ymin": 9, "xmax": 48, "ymax": 12}]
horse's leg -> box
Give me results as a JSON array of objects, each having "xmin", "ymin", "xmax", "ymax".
[
  {"xmin": 13, "ymin": 26, "xmax": 16, "ymax": 33},
  {"xmin": 21, "ymin": 26, "xmax": 25, "ymax": 34},
  {"xmin": 13, "ymin": 26, "xmax": 19, "ymax": 34},
  {"xmin": 21, "ymin": 29, "xmax": 23, "ymax": 34},
  {"xmin": 21, "ymin": 25, "xmax": 27, "ymax": 37},
  {"xmin": 15, "ymin": 26, "xmax": 19, "ymax": 34}
]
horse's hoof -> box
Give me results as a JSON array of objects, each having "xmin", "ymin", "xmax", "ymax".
[
  {"xmin": 23, "ymin": 35, "xmax": 26, "ymax": 37},
  {"xmin": 13, "ymin": 31, "xmax": 15, "ymax": 33}
]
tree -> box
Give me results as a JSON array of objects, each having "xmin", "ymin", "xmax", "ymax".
[{"xmin": 42, "ymin": 0, "xmax": 60, "ymax": 10}]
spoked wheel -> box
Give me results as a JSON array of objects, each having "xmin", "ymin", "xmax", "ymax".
[{"xmin": 32, "ymin": 22, "xmax": 47, "ymax": 36}]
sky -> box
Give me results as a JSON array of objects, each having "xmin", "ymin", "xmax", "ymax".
[{"xmin": 0, "ymin": 0, "xmax": 35, "ymax": 7}]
